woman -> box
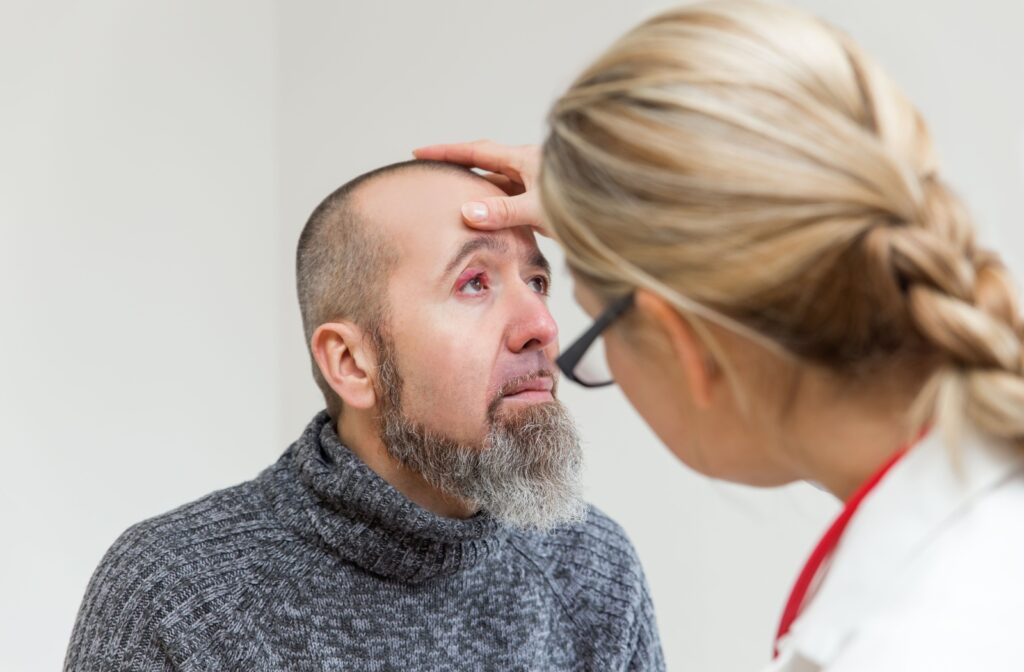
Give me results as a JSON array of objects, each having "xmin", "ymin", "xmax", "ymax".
[{"xmin": 414, "ymin": 0, "xmax": 1024, "ymax": 669}]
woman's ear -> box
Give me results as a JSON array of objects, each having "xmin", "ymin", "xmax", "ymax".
[
  {"xmin": 634, "ymin": 288, "xmax": 718, "ymax": 409},
  {"xmin": 310, "ymin": 322, "xmax": 378, "ymax": 410}
]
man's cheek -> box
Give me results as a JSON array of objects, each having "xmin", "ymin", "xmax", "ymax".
[
  {"xmin": 434, "ymin": 382, "xmax": 492, "ymax": 443},
  {"xmin": 403, "ymin": 369, "xmax": 478, "ymax": 429}
]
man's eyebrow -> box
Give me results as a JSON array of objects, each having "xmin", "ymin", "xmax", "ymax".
[
  {"xmin": 440, "ymin": 234, "xmax": 552, "ymax": 282},
  {"xmin": 441, "ymin": 235, "xmax": 511, "ymax": 279},
  {"xmin": 529, "ymin": 248, "xmax": 552, "ymax": 277}
]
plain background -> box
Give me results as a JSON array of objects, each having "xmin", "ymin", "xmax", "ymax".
[{"xmin": 2, "ymin": 1, "xmax": 1021, "ymax": 670}]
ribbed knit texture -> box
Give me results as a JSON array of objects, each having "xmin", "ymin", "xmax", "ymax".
[{"xmin": 65, "ymin": 410, "xmax": 664, "ymax": 671}]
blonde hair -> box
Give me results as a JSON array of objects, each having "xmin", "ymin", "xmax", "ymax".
[{"xmin": 540, "ymin": 0, "xmax": 1024, "ymax": 445}]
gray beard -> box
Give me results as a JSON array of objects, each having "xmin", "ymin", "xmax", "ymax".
[{"xmin": 374, "ymin": 333, "xmax": 586, "ymax": 532}]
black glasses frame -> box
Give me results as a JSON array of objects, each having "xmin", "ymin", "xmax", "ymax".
[{"xmin": 556, "ymin": 292, "xmax": 636, "ymax": 388}]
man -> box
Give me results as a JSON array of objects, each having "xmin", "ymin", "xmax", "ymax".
[{"xmin": 65, "ymin": 160, "xmax": 664, "ymax": 671}]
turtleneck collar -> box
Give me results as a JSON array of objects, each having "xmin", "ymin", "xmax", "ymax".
[{"xmin": 260, "ymin": 410, "xmax": 508, "ymax": 584}]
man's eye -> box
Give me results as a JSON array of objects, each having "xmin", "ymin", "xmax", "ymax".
[
  {"xmin": 460, "ymin": 273, "xmax": 488, "ymax": 295},
  {"xmin": 529, "ymin": 276, "xmax": 550, "ymax": 295}
]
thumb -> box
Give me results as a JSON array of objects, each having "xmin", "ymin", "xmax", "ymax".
[{"xmin": 461, "ymin": 193, "xmax": 546, "ymax": 234}]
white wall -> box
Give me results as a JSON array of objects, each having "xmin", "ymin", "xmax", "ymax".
[
  {"xmin": 3, "ymin": 1, "xmax": 1022, "ymax": 670},
  {"xmin": 0, "ymin": 2, "xmax": 279, "ymax": 670}
]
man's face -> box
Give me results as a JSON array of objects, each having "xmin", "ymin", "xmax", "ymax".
[
  {"xmin": 354, "ymin": 169, "xmax": 584, "ymax": 530},
  {"xmin": 357, "ymin": 169, "xmax": 560, "ymax": 444}
]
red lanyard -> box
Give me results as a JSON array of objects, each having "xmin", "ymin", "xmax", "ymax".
[{"xmin": 772, "ymin": 428, "xmax": 930, "ymax": 658}]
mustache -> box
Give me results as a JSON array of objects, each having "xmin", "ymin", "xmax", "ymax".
[{"xmin": 487, "ymin": 369, "xmax": 559, "ymax": 419}]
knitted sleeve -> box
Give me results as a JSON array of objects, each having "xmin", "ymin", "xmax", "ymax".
[
  {"xmin": 519, "ymin": 505, "xmax": 668, "ymax": 671},
  {"xmin": 626, "ymin": 568, "xmax": 665, "ymax": 672},
  {"xmin": 64, "ymin": 521, "xmax": 179, "ymax": 672}
]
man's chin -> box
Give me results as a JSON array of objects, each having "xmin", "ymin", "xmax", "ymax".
[{"xmin": 382, "ymin": 390, "xmax": 583, "ymax": 532}]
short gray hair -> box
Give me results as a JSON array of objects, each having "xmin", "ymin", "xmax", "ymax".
[{"xmin": 295, "ymin": 159, "xmax": 475, "ymax": 419}]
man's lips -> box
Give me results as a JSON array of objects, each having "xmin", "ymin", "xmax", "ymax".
[{"xmin": 501, "ymin": 375, "xmax": 555, "ymax": 402}]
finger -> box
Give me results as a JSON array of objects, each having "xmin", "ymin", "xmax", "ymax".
[
  {"xmin": 413, "ymin": 140, "xmax": 524, "ymax": 181},
  {"xmin": 479, "ymin": 172, "xmax": 526, "ymax": 196},
  {"xmin": 461, "ymin": 193, "xmax": 549, "ymax": 237}
]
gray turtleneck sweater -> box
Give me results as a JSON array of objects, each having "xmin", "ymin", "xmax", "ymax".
[{"xmin": 65, "ymin": 410, "xmax": 664, "ymax": 671}]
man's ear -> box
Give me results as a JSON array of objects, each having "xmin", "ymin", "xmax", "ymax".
[
  {"xmin": 310, "ymin": 322, "xmax": 378, "ymax": 410},
  {"xmin": 634, "ymin": 288, "xmax": 719, "ymax": 409}
]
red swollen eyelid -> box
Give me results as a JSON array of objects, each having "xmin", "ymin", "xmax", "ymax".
[{"xmin": 455, "ymin": 268, "xmax": 488, "ymax": 291}]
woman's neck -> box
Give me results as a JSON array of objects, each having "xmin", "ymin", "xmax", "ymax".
[{"xmin": 783, "ymin": 370, "xmax": 928, "ymax": 500}]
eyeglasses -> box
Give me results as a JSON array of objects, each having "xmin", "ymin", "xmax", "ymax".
[{"xmin": 556, "ymin": 292, "xmax": 635, "ymax": 388}]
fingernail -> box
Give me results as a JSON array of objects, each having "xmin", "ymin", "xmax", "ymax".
[{"xmin": 463, "ymin": 202, "xmax": 488, "ymax": 223}]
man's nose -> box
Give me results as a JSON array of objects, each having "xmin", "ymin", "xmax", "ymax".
[{"xmin": 506, "ymin": 287, "xmax": 558, "ymax": 354}]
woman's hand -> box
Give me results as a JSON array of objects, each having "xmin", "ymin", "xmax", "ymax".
[{"xmin": 412, "ymin": 140, "xmax": 550, "ymax": 237}]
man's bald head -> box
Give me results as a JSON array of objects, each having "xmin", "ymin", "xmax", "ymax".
[{"xmin": 296, "ymin": 159, "xmax": 478, "ymax": 418}]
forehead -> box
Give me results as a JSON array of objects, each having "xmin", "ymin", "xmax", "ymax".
[{"xmin": 354, "ymin": 168, "xmax": 538, "ymax": 273}]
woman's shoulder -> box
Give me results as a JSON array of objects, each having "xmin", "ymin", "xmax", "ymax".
[
  {"xmin": 909, "ymin": 464, "xmax": 1024, "ymax": 593},
  {"xmin": 831, "ymin": 469, "xmax": 1024, "ymax": 671}
]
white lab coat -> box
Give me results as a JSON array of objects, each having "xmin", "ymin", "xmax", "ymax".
[{"xmin": 765, "ymin": 421, "xmax": 1024, "ymax": 672}]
